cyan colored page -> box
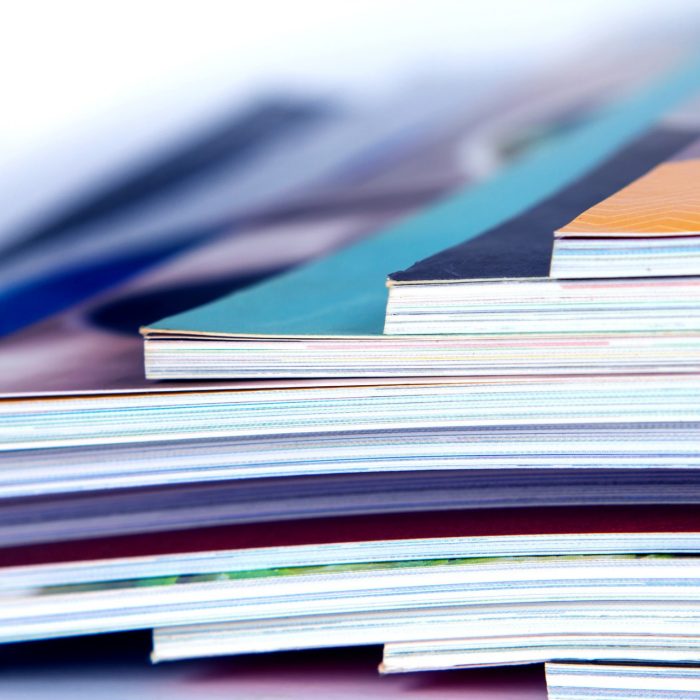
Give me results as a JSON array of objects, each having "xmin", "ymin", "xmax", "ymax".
[{"xmin": 148, "ymin": 56, "xmax": 700, "ymax": 337}]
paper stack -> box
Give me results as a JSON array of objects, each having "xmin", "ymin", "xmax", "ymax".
[{"xmin": 4, "ymin": 51, "xmax": 700, "ymax": 696}]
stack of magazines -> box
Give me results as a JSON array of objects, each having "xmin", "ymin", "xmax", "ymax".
[{"xmin": 4, "ymin": 52, "xmax": 700, "ymax": 698}]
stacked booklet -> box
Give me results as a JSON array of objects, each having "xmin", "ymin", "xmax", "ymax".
[
  {"xmin": 141, "ymin": 90, "xmax": 700, "ymax": 379},
  {"xmin": 551, "ymin": 139, "xmax": 700, "ymax": 279},
  {"xmin": 385, "ymin": 136, "xmax": 700, "ymax": 337},
  {"xmin": 546, "ymin": 662, "xmax": 700, "ymax": 699},
  {"xmin": 4, "ymin": 53, "xmax": 700, "ymax": 691}
]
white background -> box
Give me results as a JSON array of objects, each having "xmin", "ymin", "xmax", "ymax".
[{"xmin": 1, "ymin": 0, "xmax": 699, "ymax": 241}]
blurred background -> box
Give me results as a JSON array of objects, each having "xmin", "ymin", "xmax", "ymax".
[{"xmin": 2, "ymin": 0, "xmax": 700, "ymax": 338}]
